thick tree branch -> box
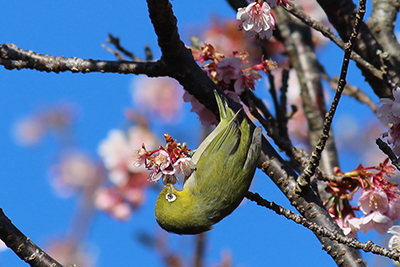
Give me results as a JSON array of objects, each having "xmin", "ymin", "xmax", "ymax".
[{"xmin": 0, "ymin": 208, "xmax": 65, "ymax": 267}]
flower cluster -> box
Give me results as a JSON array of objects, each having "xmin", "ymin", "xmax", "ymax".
[
  {"xmin": 134, "ymin": 133, "xmax": 196, "ymax": 185},
  {"xmin": 96, "ymin": 125, "xmax": 158, "ymax": 220},
  {"xmin": 325, "ymin": 159, "xmax": 400, "ymax": 236},
  {"xmin": 377, "ymin": 86, "xmax": 400, "ymax": 155},
  {"xmin": 237, "ymin": 0, "xmax": 276, "ymax": 39},
  {"xmin": 188, "ymin": 43, "xmax": 276, "ymax": 125}
]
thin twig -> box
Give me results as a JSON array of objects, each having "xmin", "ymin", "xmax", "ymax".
[
  {"xmin": 101, "ymin": 44, "xmax": 125, "ymax": 61},
  {"xmin": 297, "ymin": 0, "xmax": 366, "ymax": 189},
  {"xmin": 246, "ymin": 191, "xmax": 400, "ymax": 262},
  {"xmin": 376, "ymin": 138, "xmax": 400, "ymax": 171},
  {"xmin": 320, "ymin": 68, "xmax": 378, "ymax": 114},
  {"xmin": 106, "ymin": 33, "xmax": 140, "ymax": 61}
]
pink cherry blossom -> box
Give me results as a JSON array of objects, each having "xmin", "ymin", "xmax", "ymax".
[
  {"xmin": 348, "ymin": 211, "xmax": 392, "ymax": 235},
  {"xmin": 13, "ymin": 117, "xmax": 46, "ymax": 146},
  {"xmin": 330, "ymin": 210, "xmax": 358, "ymax": 237},
  {"xmin": 358, "ymin": 187, "xmax": 389, "ymax": 215},
  {"xmin": 98, "ymin": 126, "xmax": 158, "ymax": 185},
  {"xmin": 388, "ymin": 225, "xmax": 400, "ymax": 250},
  {"xmin": 377, "ymin": 86, "xmax": 400, "ymax": 125},
  {"xmin": 349, "ymin": 183, "xmax": 400, "ymax": 234},
  {"xmin": 147, "ymin": 150, "xmax": 178, "ymax": 184},
  {"xmin": 13, "ymin": 104, "xmax": 75, "ymax": 146},
  {"xmin": 235, "ymin": 70, "xmax": 262, "ymax": 93},
  {"xmin": 174, "ymin": 157, "xmax": 196, "ymax": 178},
  {"xmin": 217, "ymin": 57, "xmax": 243, "ymax": 84},
  {"xmin": 237, "ymin": 1, "xmax": 276, "ymax": 39},
  {"xmin": 94, "ymin": 188, "xmax": 132, "ymax": 221}
]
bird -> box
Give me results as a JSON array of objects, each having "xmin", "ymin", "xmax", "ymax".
[{"xmin": 155, "ymin": 90, "xmax": 262, "ymax": 234}]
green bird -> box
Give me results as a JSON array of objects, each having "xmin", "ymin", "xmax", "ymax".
[{"xmin": 155, "ymin": 91, "xmax": 262, "ymax": 234}]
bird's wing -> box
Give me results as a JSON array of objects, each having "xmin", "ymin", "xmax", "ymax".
[
  {"xmin": 243, "ymin": 126, "xmax": 262, "ymax": 171},
  {"xmin": 183, "ymin": 109, "xmax": 243, "ymax": 190},
  {"xmin": 191, "ymin": 91, "xmax": 236, "ymax": 164}
]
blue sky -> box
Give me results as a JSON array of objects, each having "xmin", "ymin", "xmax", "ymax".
[{"xmin": 0, "ymin": 1, "xmax": 394, "ymax": 267}]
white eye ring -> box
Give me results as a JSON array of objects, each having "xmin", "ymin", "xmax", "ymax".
[{"xmin": 166, "ymin": 193, "xmax": 177, "ymax": 202}]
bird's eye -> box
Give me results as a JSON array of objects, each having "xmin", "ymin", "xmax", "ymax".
[{"xmin": 166, "ymin": 193, "xmax": 177, "ymax": 202}]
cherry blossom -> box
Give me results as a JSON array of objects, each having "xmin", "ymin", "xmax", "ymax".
[
  {"xmin": 95, "ymin": 188, "xmax": 132, "ymax": 221},
  {"xmin": 216, "ymin": 57, "xmax": 243, "ymax": 84},
  {"xmin": 134, "ymin": 133, "xmax": 195, "ymax": 185},
  {"xmin": 237, "ymin": 1, "xmax": 276, "ymax": 39},
  {"xmin": 348, "ymin": 211, "xmax": 392, "ymax": 235},
  {"xmin": 388, "ymin": 225, "xmax": 400, "ymax": 250},
  {"xmin": 174, "ymin": 157, "xmax": 196, "ymax": 178},
  {"xmin": 377, "ymin": 87, "xmax": 400, "ymax": 125},
  {"xmin": 252, "ymin": 56, "xmax": 278, "ymax": 74},
  {"xmin": 96, "ymin": 125, "xmax": 158, "ymax": 220},
  {"xmin": 235, "ymin": 70, "xmax": 262, "ymax": 92}
]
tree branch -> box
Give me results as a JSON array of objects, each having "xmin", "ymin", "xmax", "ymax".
[
  {"xmin": 298, "ymin": 0, "xmax": 366, "ymax": 188},
  {"xmin": 0, "ymin": 208, "xmax": 65, "ymax": 267},
  {"xmin": 367, "ymin": 0, "xmax": 400, "ymax": 62},
  {"xmin": 0, "ymin": 43, "xmax": 166, "ymax": 76},
  {"xmin": 274, "ymin": 7, "xmax": 340, "ymax": 174},
  {"xmin": 246, "ymin": 192, "xmax": 400, "ymax": 262},
  {"xmin": 316, "ymin": 0, "xmax": 395, "ymax": 98}
]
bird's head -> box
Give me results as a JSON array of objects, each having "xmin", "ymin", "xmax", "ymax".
[{"xmin": 155, "ymin": 183, "xmax": 212, "ymax": 235}]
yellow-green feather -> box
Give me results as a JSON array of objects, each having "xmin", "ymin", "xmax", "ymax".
[{"xmin": 155, "ymin": 91, "xmax": 262, "ymax": 234}]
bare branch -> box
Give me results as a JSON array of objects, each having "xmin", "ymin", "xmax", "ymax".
[
  {"xmin": 274, "ymin": 7, "xmax": 340, "ymax": 174},
  {"xmin": 246, "ymin": 192, "xmax": 400, "ymax": 262},
  {"xmin": 106, "ymin": 33, "xmax": 140, "ymax": 61},
  {"xmin": 320, "ymin": 68, "xmax": 378, "ymax": 114},
  {"xmin": 0, "ymin": 208, "xmax": 65, "ymax": 267},
  {"xmin": 0, "ymin": 43, "xmax": 167, "ymax": 76},
  {"xmin": 376, "ymin": 138, "xmax": 400, "ymax": 171},
  {"xmin": 297, "ymin": 0, "xmax": 366, "ymax": 188}
]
